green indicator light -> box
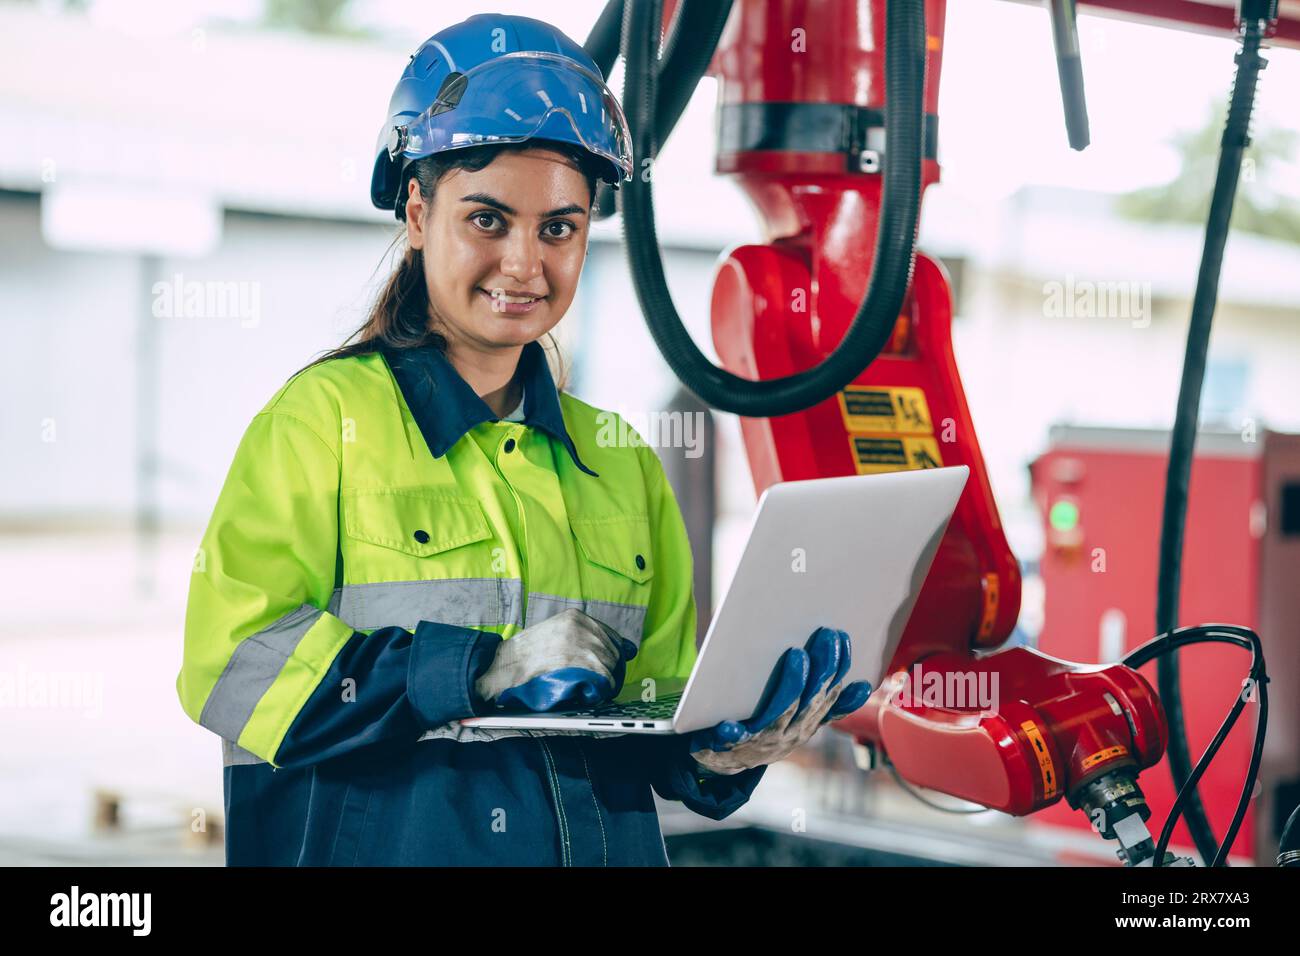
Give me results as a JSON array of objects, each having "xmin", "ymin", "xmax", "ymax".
[{"xmin": 1049, "ymin": 499, "xmax": 1079, "ymax": 531}]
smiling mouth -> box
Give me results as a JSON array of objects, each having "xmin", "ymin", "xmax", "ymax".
[{"xmin": 478, "ymin": 288, "xmax": 545, "ymax": 304}]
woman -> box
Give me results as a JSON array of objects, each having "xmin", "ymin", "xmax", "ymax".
[{"xmin": 177, "ymin": 13, "xmax": 871, "ymax": 866}]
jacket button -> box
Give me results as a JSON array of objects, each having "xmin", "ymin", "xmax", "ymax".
[
  {"xmin": 413, "ymin": 530, "xmax": 430, "ymax": 543},
  {"xmin": 503, "ymin": 438, "xmax": 516, "ymax": 453},
  {"xmin": 635, "ymin": 554, "xmax": 646, "ymax": 570}
]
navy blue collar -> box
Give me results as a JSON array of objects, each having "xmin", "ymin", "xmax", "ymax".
[{"xmin": 381, "ymin": 339, "xmax": 599, "ymax": 478}]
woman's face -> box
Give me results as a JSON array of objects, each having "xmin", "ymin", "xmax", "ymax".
[{"xmin": 405, "ymin": 147, "xmax": 591, "ymax": 355}]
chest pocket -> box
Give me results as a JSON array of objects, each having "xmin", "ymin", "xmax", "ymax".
[
  {"xmin": 569, "ymin": 514, "xmax": 654, "ymax": 585},
  {"xmin": 343, "ymin": 489, "xmax": 491, "ymax": 557},
  {"xmin": 338, "ymin": 489, "xmax": 505, "ymax": 632},
  {"xmin": 568, "ymin": 514, "xmax": 655, "ymax": 649}
]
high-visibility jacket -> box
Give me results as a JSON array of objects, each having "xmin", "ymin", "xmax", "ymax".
[{"xmin": 177, "ymin": 338, "xmax": 765, "ymax": 865}]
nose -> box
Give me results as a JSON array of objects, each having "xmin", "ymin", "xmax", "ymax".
[{"xmin": 498, "ymin": 228, "xmax": 544, "ymax": 286}]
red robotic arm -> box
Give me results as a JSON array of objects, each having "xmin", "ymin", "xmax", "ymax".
[{"xmin": 692, "ymin": 0, "xmax": 1290, "ymax": 864}]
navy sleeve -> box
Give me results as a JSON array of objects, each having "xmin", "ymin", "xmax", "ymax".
[
  {"xmin": 272, "ymin": 621, "xmax": 503, "ymax": 770},
  {"xmin": 636, "ymin": 733, "xmax": 767, "ymax": 821}
]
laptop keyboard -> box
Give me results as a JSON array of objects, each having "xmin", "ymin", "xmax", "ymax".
[{"xmin": 581, "ymin": 693, "xmax": 682, "ymax": 719}]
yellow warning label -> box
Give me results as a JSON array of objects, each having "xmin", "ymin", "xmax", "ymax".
[
  {"xmin": 847, "ymin": 434, "xmax": 944, "ymax": 475},
  {"xmin": 839, "ymin": 386, "xmax": 934, "ymax": 435},
  {"xmin": 1081, "ymin": 745, "xmax": 1129, "ymax": 772},
  {"xmin": 1020, "ymin": 720, "xmax": 1058, "ymax": 800}
]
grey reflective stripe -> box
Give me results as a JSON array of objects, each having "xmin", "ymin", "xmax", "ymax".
[
  {"xmin": 330, "ymin": 577, "xmax": 524, "ymax": 632},
  {"xmin": 327, "ymin": 578, "xmax": 642, "ymax": 639},
  {"xmin": 222, "ymin": 737, "xmax": 267, "ymax": 767},
  {"xmin": 523, "ymin": 593, "xmax": 582, "ymax": 628},
  {"xmin": 199, "ymin": 603, "xmax": 323, "ymax": 741},
  {"xmin": 585, "ymin": 600, "xmax": 648, "ymax": 648},
  {"xmin": 525, "ymin": 592, "xmax": 647, "ymax": 648}
]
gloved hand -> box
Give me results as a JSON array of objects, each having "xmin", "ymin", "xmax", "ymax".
[
  {"xmin": 684, "ymin": 626, "xmax": 873, "ymax": 776},
  {"xmin": 474, "ymin": 607, "xmax": 638, "ymax": 712}
]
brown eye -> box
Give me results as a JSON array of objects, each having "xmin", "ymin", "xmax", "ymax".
[
  {"xmin": 470, "ymin": 212, "xmax": 502, "ymax": 232},
  {"xmin": 544, "ymin": 220, "xmax": 575, "ymax": 240}
]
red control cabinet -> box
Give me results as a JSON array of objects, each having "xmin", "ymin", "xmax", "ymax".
[{"xmin": 1028, "ymin": 426, "xmax": 1300, "ymax": 864}]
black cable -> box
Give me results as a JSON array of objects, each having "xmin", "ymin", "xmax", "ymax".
[
  {"xmin": 1153, "ymin": 15, "xmax": 1269, "ymax": 867},
  {"xmin": 1213, "ymin": 671, "xmax": 1266, "ymax": 867},
  {"xmin": 1139, "ymin": 626, "xmax": 1265, "ymax": 868},
  {"xmin": 887, "ymin": 763, "xmax": 992, "ymax": 815},
  {"xmin": 1124, "ymin": 624, "xmax": 1258, "ymax": 670},
  {"xmin": 1124, "ymin": 624, "xmax": 1268, "ymax": 867}
]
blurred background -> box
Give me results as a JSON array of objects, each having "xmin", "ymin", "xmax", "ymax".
[{"xmin": 1, "ymin": 0, "xmax": 1298, "ymax": 865}]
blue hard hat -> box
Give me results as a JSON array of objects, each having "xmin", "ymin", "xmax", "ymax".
[{"xmin": 370, "ymin": 14, "xmax": 633, "ymax": 219}]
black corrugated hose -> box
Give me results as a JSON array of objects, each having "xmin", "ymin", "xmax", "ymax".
[
  {"xmin": 650, "ymin": 0, "xmax": 735, "ymax": 150},
  {"xmin": 1154, "ymin": 12, "xmax": 1271, "ymax": 866},
  {"xmin": 584, "ymin": 0, "xmax": 625, "ymax": 79},
  {"xmin": 618, "ymin": 0, "xmax": 927, "ymax": 417},
  {"xmin": 585, "ymin": 0, "xmax": 734, "ymax": 217}
]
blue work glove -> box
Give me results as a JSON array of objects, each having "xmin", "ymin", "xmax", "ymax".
[
  {"xmin": 685, "ymin": 626, "xmax": 873, "ymax": 776},
  {"xmin": 474, "ymin": 608, "xmax": 638, "ymax": 712}
]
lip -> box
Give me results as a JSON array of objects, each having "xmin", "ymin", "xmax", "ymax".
[{"xmin": 477, "ymin": 287, "xmax": 546, "ymax": 315}]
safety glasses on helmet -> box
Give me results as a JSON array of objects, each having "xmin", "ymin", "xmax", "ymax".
[{"xmin": 381, "ymin": 51, "xmax": 633, "ymax": 186}]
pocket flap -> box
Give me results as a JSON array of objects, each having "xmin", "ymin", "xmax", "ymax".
[
  {"xmin": 344, "ymin": 489, "xmax": 491, "ymax": 557},
  {"xmin": 569, "ymin": 514, "xmax": 654, "ymax": 584}
]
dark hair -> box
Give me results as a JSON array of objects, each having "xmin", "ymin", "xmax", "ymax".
[{"xmin": 298, "ymin": 139, "xmax": 602, "ymax": 384}]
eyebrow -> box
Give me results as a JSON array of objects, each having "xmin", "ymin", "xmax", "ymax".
[{"xmin": 459, "ymin": 193, "xmax": 588, "ymax": 218}]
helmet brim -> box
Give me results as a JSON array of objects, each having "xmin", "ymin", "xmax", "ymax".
[{"xmin": 390, "ymin": 52, "xmax": 632, "ymax": 185}]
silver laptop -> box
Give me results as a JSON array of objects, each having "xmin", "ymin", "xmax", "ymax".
[{"xmin": 460, "ymin": 465, "xmax": 969, "ymax": 735}]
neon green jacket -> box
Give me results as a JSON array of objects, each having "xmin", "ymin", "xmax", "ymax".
[{"xmin": 176, "ymin": 340, "xmax": 764, "ymax": 865}]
